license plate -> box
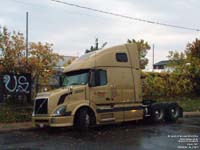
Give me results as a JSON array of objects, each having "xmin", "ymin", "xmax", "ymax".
[{"xmin": 39, "ymin": 124, "xmax": 44, "ymax": 128}]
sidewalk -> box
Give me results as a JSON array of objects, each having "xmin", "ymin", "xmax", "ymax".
[
  {"xmin": 0, "ymin": 112, "xmax": 200, "ymax": 132},
  {"xmin": 183, "ymin": 111, "xmax": 200, "ymax": 117}
]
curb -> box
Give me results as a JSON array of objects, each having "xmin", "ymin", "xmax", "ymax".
[{"xmin": 183, "ymin": 112, "xmax": 200, "ymax": 117}]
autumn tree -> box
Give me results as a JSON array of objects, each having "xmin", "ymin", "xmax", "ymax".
[
  {"xmin": 29, "ymin": 42, "xmax": 62, "ymax": 93},
  {"xmin": 0, "ymin": 26, "xmax": 63, "ymax": 95},
  {"xmin": 185, "ymin": 38, "xmax": 200, "ymax": 94},
  {"xmin": 127, "ymin": 39, "xmax": 151, "ymax": 69},
  {"xmin": 186, "ymin": 38, "xmax": 200, "ymax": 59},
  {"xmin": 167, "ymin": 38, "xmax": 200, "ymax": 95},
  {"xmin": 168, "ymin": 38, "xmax": 200, "ymax": 74},
  {"xmin": 167, "ymin": 51, "xmax": 186, "ymax": 73},
  {"xmin": 0, "ymin": 26, "xmax": 26, "ymax": 73}
]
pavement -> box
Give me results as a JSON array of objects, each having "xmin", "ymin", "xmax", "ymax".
[
  {"xmin": 0, "ymin": 112, "xmax": 199, "ymax": 132},
  {"xmin": 0, "ymin": 117, "xmax": 199, "ymax": 150}
]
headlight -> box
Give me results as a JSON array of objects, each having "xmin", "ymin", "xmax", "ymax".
[{"xmin": 52, "ymin": 106, "xmax": 66, "ymax": 117}]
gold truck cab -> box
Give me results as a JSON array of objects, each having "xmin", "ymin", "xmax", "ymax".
[
  {"xmin": 32, "ymin": 43, "xmax": 145, "ymax": 128},
  {"xmin": 32, "ymin": 43, "xmax": 183, "ymax": 128}
]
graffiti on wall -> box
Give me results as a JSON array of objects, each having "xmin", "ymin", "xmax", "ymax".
[{"xmin": 1, "ymin": 73, "xmax": 31, "ymax": 95}]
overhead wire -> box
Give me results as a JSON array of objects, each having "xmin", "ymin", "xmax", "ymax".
[
  {"xmin": 8, "ymin": 0, "xmax": 200, "ymax": 32},
  {"xmin": 9, "ymin": 0, "xmax": 36, "ymax": 6},
  {"xmin": 51, "ymin": 0, "xmax": 200, "ymax": 32}
]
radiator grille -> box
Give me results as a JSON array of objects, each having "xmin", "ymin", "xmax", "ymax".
[{"xmin": 34, "ymin": 98, "xmax": 48, "ymax": 114}]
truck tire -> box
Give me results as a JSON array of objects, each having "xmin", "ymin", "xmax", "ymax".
[
  {"xmin": 74, "ymin": 108, "xmax": 95, "ymax": 130},
  {"xmin": 150, "ymin": 104, "xmax": 165, "ymax": 123},
  {"xmin": 165, "ymin": 103, "xmax": 180, "ymax": 122}
]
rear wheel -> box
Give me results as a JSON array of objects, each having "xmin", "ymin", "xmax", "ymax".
[
  {"xmin": 150, "ymin": 104, "xmax": 165, "ymax": 123},
  {"xmin": 165, "ymin": 103, "xmax": 180, "ymax": 122},
  {"xmin": 74, "ymin": 108, "xmax": 95, "ymax": 130}
]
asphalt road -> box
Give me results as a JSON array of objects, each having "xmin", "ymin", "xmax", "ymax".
[{"xmin": 0, "ymin": 117, "xmax": 199, "ymax": 150}]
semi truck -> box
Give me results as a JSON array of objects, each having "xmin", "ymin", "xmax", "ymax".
[{"xmin": 32, "ymin": 43, "xmax": 183, "ymax": 129}]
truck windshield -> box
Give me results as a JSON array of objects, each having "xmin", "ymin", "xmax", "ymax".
[{"xmin": 62, "ymin": 70, "xmax": 90, "ymax": 86}]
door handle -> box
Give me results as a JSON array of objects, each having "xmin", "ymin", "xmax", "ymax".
[
  {"xmin": 94, "ymin": 91, "xmax": 106, "ymax": 96},
  {"xmin": 106, "ymin": 97, "xmax": 110, "ymax": 101},
  {"xmin": 109, "ymin": 84, "xmax": 116, "ymax": 88},
  {"xmin": 96, "ymin": 91, "xmax": 105, "ymax": 94}
]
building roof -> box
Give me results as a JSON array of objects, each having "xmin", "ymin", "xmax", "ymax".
[{"xmin": 154, "ymin": 60, "xmax": 170, "ymax": 66}]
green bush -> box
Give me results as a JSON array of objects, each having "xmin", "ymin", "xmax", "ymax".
[
  {"xmin": 0, "ymin": 104, "xmax": 32, "ymax": 123},
  {"xmin": 142, "ymin": 72, "xmax": 195, "ymax": 99}
]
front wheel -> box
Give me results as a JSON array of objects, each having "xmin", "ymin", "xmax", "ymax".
[{"xmin": 74, "ymin": 108, "xmax": 95, "ymax": 130}]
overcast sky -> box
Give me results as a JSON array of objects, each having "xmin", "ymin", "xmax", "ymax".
[{"xmin": 1, "ymin": 0, "xmax": 200, "ymax": 69}]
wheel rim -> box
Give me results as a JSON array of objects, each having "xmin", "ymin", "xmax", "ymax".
[
  {"xmin": 154, "ymin": 109, "xmax": 163, "ymax": 120},
  {"xmin": 171, "ymin": 107, "xmax": 179, "ymax": 118},
  {"xmin": 85, "ymin": 113, "xmax": 90, "ymax": 127},
  {"xmin": 155, "ymin": 110, "xmax": 160, "ymax": 119}
]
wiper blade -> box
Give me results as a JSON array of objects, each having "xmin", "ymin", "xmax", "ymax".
[{"xmin": 69, "ymin": 83, "xmax": 79, "ymax": 85}]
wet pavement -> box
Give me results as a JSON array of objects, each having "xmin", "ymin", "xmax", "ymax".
[{"xmin": 0, "ymin": 117, "xmax": 199, "ymax": 150}]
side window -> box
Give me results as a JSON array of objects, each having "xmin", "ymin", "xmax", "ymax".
[
  {"xmin": 93, "ymin": 70, "xmax": 107, "ymax": 86},
  {"xmin": 116, "ymin": 53, "xmax": 128, "ymax": 62},
  {"xmin": 99, "ymin": 70, "xmax": 107, "ymax": 86}
]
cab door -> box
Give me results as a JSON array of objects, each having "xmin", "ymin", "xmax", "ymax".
[
  {"xmin": 123, "ymin": 68, "xmax": 143, "ymax": 121},
  {"xmin": 89, "ymin": 69, "xmax": 115, "ymax": 124}
]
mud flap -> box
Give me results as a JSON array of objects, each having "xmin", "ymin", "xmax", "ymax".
[{"xmin": 179, "ymin": 106, "xmax": 183, "ymax": 118}]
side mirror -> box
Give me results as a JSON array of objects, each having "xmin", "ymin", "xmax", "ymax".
[{"xmin": 59, "ymin": 76, "xmax": 63, "ymax": 87}]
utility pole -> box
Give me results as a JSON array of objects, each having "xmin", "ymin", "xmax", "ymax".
[
  {"xmin": 152, "ymin": 44, "xmax": 155, "ymax": 72},
  {"xmin": 25, "ymin": 12, "xmax": 31, "ymax": 103},
  {"xmin": 0, "ymin": 74, "xmax": 3, "ymax": 103},
  {"xmin": 26, "ymin": 12, "xmax": 29, "ymax": 64}
]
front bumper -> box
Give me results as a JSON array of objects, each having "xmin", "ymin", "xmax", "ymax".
[{"xmin": 32, "ymin": 115, "xmax": 74, "ymax": 127}]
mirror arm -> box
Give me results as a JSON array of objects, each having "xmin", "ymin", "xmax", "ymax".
[
  {"xmin": 59, "ymin": 75, "xmax": 63, "ymax": 87},
  {"xmin": 89, "ymin": 70, "xmax": 94, "ymax": 87}
]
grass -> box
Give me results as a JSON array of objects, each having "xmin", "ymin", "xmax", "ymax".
[
  {"xmin": 157, "ymin": 97, "xmax": 200, "ymax": 112},
  {"xmin": 0, "ymin": 104, "xmax": 32, "ymax": 123}
]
